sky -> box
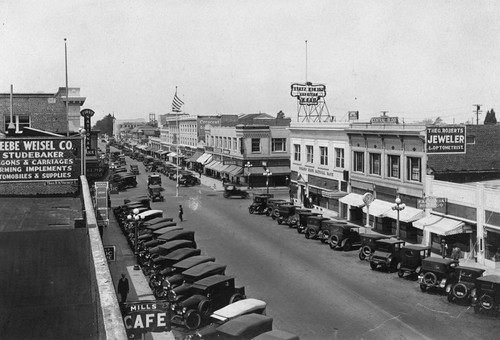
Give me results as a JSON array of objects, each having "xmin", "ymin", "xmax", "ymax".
[{"xmin": 1, "ymin": 0, "xmax": 499, "ymax": 124}]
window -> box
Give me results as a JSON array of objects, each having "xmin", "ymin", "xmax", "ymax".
[
  {"xmin": 306, "ymin": 145, "xmax": 314, "ymax": 163},
  {"xmin": 320, "ymin": 146, "xmax": 328, "ymax": 166},
  {"xmin": 251, "ymin": 138, "xmax": 260, "ymax": 152},
  {"xmin": 233, "ymin": 138, "xmax": 238, "ymax": 150},
  {"xmin": 227, "ymin": 138, "xmax": 231, "ymax": 150},
  {"xmin": 353, "ymin": 151, "xmax": 364, "ymax": 172},
  {"xmin": 369, "ymin": 153, "xmax": 381, "ymax": 175},
  {"xmin": 272, "ymin": 138, "xmax": 286, "ymax": 152},
  {"xmin": 5, "ymin": 115, "xmax": 30, "ymax": 133},
  {"xmin": 294, "ymin": 144, "xmax": 301, "ymax": 161},
  {"xmin": 335, "ymin": 148, "xmax": 344, "ymax": 168},
  {"xmin": 407, "ymin": 157, "xmax": 421, "ymax": 182},
  {"xmin": 387, "ymin": 155, "xmax": 400, "ymax": 178}
]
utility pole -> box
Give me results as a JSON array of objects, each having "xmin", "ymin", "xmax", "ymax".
[{"xmin": 473, "ymin": 104, "xmax": 482, "ymax": 125}]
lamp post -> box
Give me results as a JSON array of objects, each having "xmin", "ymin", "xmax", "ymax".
[
  {"xmin": 78, "ymin": 127, "xmax": 86, "ymax": 176},
  {"xmin": 392, "ymin": 195, "xmax": 406, "ymax": 240},
  {"xmin": 127, "ymin": 208, "xmax": 142, "ymax": 270},
  {"xmin": 263, "ymin": 168, "xmax": 272, "ymax": 195},
  {"xmin": 245, "ymin": 161, "xmax": 252, "ymax": 189}
]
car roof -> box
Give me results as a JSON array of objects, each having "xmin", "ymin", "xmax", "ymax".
[
  {"xmin": 181, "ymin": 263, "xmax": 226, "ymax": 279},
  {"xmin": 164, "ymin": 248, "xmax": 201, "ymax": 261},
  {"xmin": 308, "ymin": 216, "xmax": 329, "ymax": 221},
  {"xmin": 455, "ymin": 266, "xmax": 486, "ymax": 274},
  {"xmin": 376, "ymin": 238, "xmax": 405, "ymax": 245},
  {"xmin": 147, "ymin": 221, "xmax": 177, "ymax": 231},
  {"xmin": 143, "ymin": 217, "xmax": 174, "ymax": 227},
  {"xmin": 476, "ymin": 274, "xmax": 500, "ymax": 284},
  {"xmin": 138, "ymin": 209, "xmax": 163, "ymax": 218},
  {"xmin": 158, "ymin": 239, "xmax": 194, "ymax": 251},
  {"xmin": 157, "ymin": 229, "xmax": 194, "ymax": 240},
  {"xmin": 191, "ymin": 274, "xmax": 234, "ymax": 288},
  {"xmin": 216, "ymin": 313, "xmax": 273, "ymax": 337},
  {"xmin": 402, "ymin": 244, "xmax": 431, "ymax": 251},
  {"xmin": 173, "ymin": 255, "xmax": 215, "ymax": 270},
  {"xmin": 422, "ymin": 257, "xmax": 458, "ymax": 265},
  {"xmin": 360, "ymin": 233, "xmax": 388, "ymax": 240},
  {"xmin": 211, "ymin": 298, "xmax": 267, "ymax": 322},
  {"xmin": 153, "ymin": 226, "xmax": 183, "ymax": 235}
]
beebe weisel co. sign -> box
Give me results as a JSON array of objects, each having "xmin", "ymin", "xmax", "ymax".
[
  {"xmin": 426, "ymin": 126, "xmax": 466, "ymax": 154},
  {"xmin": 0, "ymin": 138, "xmax": 80, "ymax": 182}
]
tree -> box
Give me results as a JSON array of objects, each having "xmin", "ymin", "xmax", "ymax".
[
  {"xmin": 484, "ymin": 108, "xmax": 497, "ymax": 125},
  {"xmin": 92, "ymin": 114, "xmax": 115, "ymax": 136}
]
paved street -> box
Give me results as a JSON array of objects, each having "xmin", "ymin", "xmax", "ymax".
[{"xmin": 106, "ymin": 154, "xmax": 500, "ymax": 340}]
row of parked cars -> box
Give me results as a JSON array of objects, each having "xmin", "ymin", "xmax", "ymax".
[
  {"xmin": 112, "ymin": 193, "xmax": 300, "ymax": 339},
  {"xmin": 247, "ymin": 194, "xmax": 500, "ymax": 317}
]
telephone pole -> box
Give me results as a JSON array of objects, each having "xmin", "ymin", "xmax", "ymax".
[{"xmin": 473, "ymin": 104, "xmax": 482, "ymax": 125}]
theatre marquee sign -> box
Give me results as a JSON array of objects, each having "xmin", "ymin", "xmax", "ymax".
[{"xmin": 0, "ymin": 138, "xmax": 80, "ymax": 183}]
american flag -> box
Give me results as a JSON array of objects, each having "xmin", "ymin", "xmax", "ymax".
[{"xmin": 172, "ymin": 90, "xmax": 184, "ymax": 112}]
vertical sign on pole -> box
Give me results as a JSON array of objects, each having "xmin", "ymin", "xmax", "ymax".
[
  {"xmin": 94, "ymin": 181, "xmax": 109, "ymax": 227},
  {"xmin": 80, "ymin": 109, "xmax": 95, "ymax": 156}
]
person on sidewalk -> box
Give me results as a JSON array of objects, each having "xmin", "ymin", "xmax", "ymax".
[
  {"xmin": 178, "ymin": 205, "xmax": 184, "ymax": 222},
  {"xmin": 451, "ymin": 245, "xmax": 461, "ymax": 261},
  {"xmin": 440, "ymin": 239, "xmax": 448, "ymax": 258},
  {"xmin": 117, "ymin": 273, "xmax": 129, "ymax": 303}
]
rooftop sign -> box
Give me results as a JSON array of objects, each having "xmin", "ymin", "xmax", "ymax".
[
  {"xmin": 426, "ymin": 125, "xmax": 466, "ymax": 154},
  {"xmin": 290, "ymin": 82, "xmax": 326, "ymax": 105}
]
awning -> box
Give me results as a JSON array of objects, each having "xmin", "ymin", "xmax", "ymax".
[
  {"xmin": 168, "ymin": 152, "xmax": 178, "ymax": 157},
  {"xmin": 186, "ymin": 151, "xmax": 203, "ymax": 162},
  {"xmin": 229, "ymin": 166, "xmax": 243, "ymax": 176},
  {"xmin": 222, "ymin": 165, "xmax": 238, "ymax": 175},
  {"xmin": 159, "ymin": 150, "xmax": 169, "ymax": 155},
  {"xmin": 384, "ymin": 206, "xmax": 426, "ymax": 223},
  {"xmin": 205, "ymin": 161, "xmax": 222, "ymax": 171},
  {"xmin": 218, "ymin": 164, "xmax": 231, "ymax": 173},
  {"xmin": 197, "ymin": 153, "xmax": 213, "ymax": 165},
  {"xmin": 362, "ymin": 199, "xmax": 394, "ymax": 217},
  {"xmin": 248, "ymin": 166, "xmax": 266, "ymax": 175},
  {"xmin": 266, "ymin": 166, "xmax": 291, "ymax": 175},
  {"xmin": 339, "ymin": 193, "xmax": 365, "ymax": 207},
  {"xmin": 413, "ymin": 215, "xmax": 471, "ymax": 236}
]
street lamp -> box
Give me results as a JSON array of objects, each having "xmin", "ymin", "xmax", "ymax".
[
  {"xmin": 245, "ymin": 161, "xmax": 253, "ymax": 189},
  {"xmin": 78, "ymin": 127, "xmax": 86, "ymax": 176},
  {"xmin": 392, "ymin": 196, "xmax": 406, "ymax": 240},
  {"xmin": 127, "ymin": 208, "xmax": 142, "ymax": 270},
  {"xmin": 263, "ymin": 168, "xmax": 272, "ymax": 195}
]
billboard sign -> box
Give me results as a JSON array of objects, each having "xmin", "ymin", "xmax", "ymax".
[
  {"xmin": 0, "ymin": 137, "xmax": 80, "ymax": 183},
  {"xmin": 417, "ymin": 196, "xmax": 447, "ymax": 209},
  {"xmin": 426, "ymin": 126, "xmax": 466, "ymax": 154},
  {"xmin": 290, "ymin": 83, "xmax": 326, "ymax": 105}
]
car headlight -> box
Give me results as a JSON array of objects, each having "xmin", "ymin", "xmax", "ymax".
[
  {"xmin": 445, "ymin": 285, "xmax": 451, "ymax": 293},
  {"xmin": 471, "ymin": 289, "xmax": 477, "ymax": 298},
  {"xmin": 182, "ymin": 307, "xmax": 187, "ymax": 314},
  {"xmin": 440, "ymin": 279, "xmax": 447, "ymax": 288}
]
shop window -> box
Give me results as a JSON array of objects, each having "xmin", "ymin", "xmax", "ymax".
[
  {"xmin": 407, "ymin": 157, "xmax": 421, "ymax": 182},
  {"xmin": 387, "ymin": 155, "xmax": 400, "ymax": 179},
  {"xmin": 251, "ymin": 138, "xmax": 260, "ymax": 152},
  {"xmin": 335, "ymin": 148, "xmax": 344, "ymax": 168},
  {"xmin": 320, "ymin": 146, "xmax": 328, "ymax": 166},
  {"xmin": 272, "ymin": 138, "xmax": 286, "ymax": 152},
  {"xmin": 353, "ymin": 151, "xmax": 364, "ymax": 173},
  {"xmin": 306, "ymin": 145, "xmax": 314, "ymax": 163},
  {"xmin": 485, "ymin": 229, "xmax": 500, "ymax": 262},
  {"xmin": 294, "ymin": 144, "xmax": 301, "ymax": 161},
  {"xmin": 369, "ymin": 153, "xmax": 381, "ymax": 175}
]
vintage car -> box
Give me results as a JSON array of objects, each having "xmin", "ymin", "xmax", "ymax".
[
  {"xmin": 446, "ymin": 266, "xmax": 485, "ymax": 304},
  {"xmin": 123, "ymin": 195, "xmax": 151, "ymax": 207},
  {"xmin": 139, "ymin": 227, "xmax": 185, "ymax": 250},
  {"xmin": 143, "ymin": 156, "xmax": 155, "ymax": 166},
  {"xmin": 315, "ymin": 219, "xmax": 348, "ymax": 243},
  {"xmin": 397, "ymin": 245, "xmax": 431, "ymax": 278},
  {"xmin": 248, "ymin": 194, "xmax": 274, "ymax": 215},
  {"xmin": 223, "ymin": 184, "xmax": 249, "ymax": 199},
  {"xmin": 271, "ymin": 201, "xmax": 292, "ymax": 220},
  {"xmin": 303, "ymin": 215, "xmax": 330, "ymax": 238},
  {"xmin": 170, "ymin": 275, "xmax": 246, "ymax": 330},
  {"xmin": 161, "ymin": 262, "xmax": 228, "ymax": 296},
  {"xmin": 148, "ymin": 185, "xmax": 164, "ymax": 202},
  {"xmin": 253, "ymin": 330, "xmax": 301, "ymax": 340},
  {"xmin": 138, "ymin": 221, "xmax": 177, "ymax": 238},
  {"xmin": 276, "ymin": 205, "xmax": 298, "ymax": 226},
  {"xmin": 327, "ymin": 224, "xmax": 362, "ymax": 251},
  {"xmin": 130, "ymin": 164, "xmax": 140, "ymax": 175},
  {"xmin": 265, "ymin": 199, "xmax": 287, "ymax": 217},
  {"xmin": 148, "ymin": 248, "xmax": 203, "ymax": 287},
  {"xmin": 471, "ymin": 274, "xmax": 500, "ymax": 315},
  {"xmin": 147, "ymin": 174, "xmax": 162, "ymax": 188},
  {"xmin": 148, "ymin": 239, "xmax": 196, "ymax": 258},
  {"xmin": 187, "ymin": 313, "xmax": 273, "ymax": 339},
  {"xmin": 178, "ymin": 174, "xmax": 200, "ymax": 186},
  {"xmin": 369, "ymin": 239, "xmax": 406, "ymax": 272},
  {"xmin": 418, "ymin": 257, "xmax": 459, "ymax": 292},
  {"xmin": 358, "ymin": 234, "xmax": 390, "ymax": 261},
  {"xmin": 115, "ymin": 174, "xmax": 138, "ymax": 191},
  {"xmin": 295, "ymin": 211, "xmax": 321, "ymax": 233}
]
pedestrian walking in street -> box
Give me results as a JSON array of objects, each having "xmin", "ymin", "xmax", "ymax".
[
  {"xmin": 117, "ymin": 273, "xmax": 129, "ymax": 303},
  {"xmin": 440, "ymin": 239, "xmax": 448, "ymax": 258},
  {"xmin": 178, "ymin": 204, "xmax": 184, "ymax": 222}
]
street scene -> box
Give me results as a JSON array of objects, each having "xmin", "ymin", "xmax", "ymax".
[{"xmin": 2, "ymin": 1, "xmax": 500, "ymax": 340}]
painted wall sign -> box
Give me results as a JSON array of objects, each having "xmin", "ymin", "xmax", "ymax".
[
  {"xmin": 0, "ymin": 138, "xmax": 80, "ymax": 182},
  {"xmin": 290, "ymin": 83, "xmax": 326, "ymax": 105},
  {"xmin": 123, "ymin": 301, "xmax": 170, "ymax": 334},
  {"xmin": 370, "ymin": 116, "xmax": 399, "ymax": 124},
  {"xmin": 417, "ymin": 196, "xmax": 447, "ymax": 209},
  {"xmin": 426, "ymin": 125, "xmax": 466, "ymax": 154}
]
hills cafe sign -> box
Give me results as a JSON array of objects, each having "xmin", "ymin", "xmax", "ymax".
[{"xmin": 290, "ymin": 82, "xmax": 326, "ymax": 105}]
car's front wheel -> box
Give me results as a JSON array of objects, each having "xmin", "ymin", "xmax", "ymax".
[
  {"xmin": 184, "ymin": 310, "xmax": 202, "ymax": 330},
  {"xmin": 370, "ymin": 262, "xmax": 378, "ymax": 270},
  {"xmin": 249, "ymin": 207, "xmax": 255, "ymax": 214},
  {"xmin": 329, "ymin": 235, "xmax": 340, "ymax": 249},
  {"xmin": 359, "ymin": 251, "xmax": 366, "ymax": 261},
  {"xmin": 420, "ymin": 284, "xmax": 427, "ymax": 292},
  {"xmin": 423, "ymin": 272, "xmax": 437, "ymax": 286},
  {"xmin": 398, "ymin": 270, "xmax": 405, "ymax": 278},
  {"xmin": 229, "ymin": 293, "xmax": 245, "ymax": 304},
  {"xmin": 305, "ymin": 227, "xmax": 316, "ymax": 239}
]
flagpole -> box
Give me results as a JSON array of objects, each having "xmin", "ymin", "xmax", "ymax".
[
  {"xmin": 65, "ymin": 38, "xmax": 70, "ymax": 137},
  {"xmin": 175, "ymin": 87, "xmax": 180, "ymax": 197}
]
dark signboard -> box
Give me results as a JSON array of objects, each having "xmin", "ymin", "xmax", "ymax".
[
  {"xmin": 80, "ymin": 109, "xmax": 95, "ymax": 155},
  {"xmin": 0, "ymin": 137, "xmax": 80, "ymax": 183},
  {"xmin": 370, "ymin": 116, "xmax": 398, "ymax": 124},
  {"xmin": 123, "ymin": 301, "xmax": 170, "ymax": 336},
  {"xmin": 426, "ymin": 126, "xmax": 466, "ymax": 154},
  {"xmin": 103, "ymin": 245, "xmax": 116, "ymax": 261},
  {"xmin": 290, "ymin": 83, "xmax": 326, "ymax": 105},
  {"xmin": 94, "ymin": 182, "xmax": 109, "ymax": 226}
]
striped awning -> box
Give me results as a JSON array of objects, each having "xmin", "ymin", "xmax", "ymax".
[
  {"xmin": 338, "ymin": 193, "xmax": 365, "ymax": 207},
  {"xmin": 384, "ymin": 206, "xmax": 426, "ymax": 223},
  {"xmin": 205, "ymin": 161, "xmax": 222, "ymax": 171},
  {"xmin": 222, "ymin": 165, "xmax": 239, "ymax": 174},
  {"xmin": 413, "ymin": 215, "xmax": 470, "ymax": 236},
  {"xmin": 197, "ymin": 153, "xmax": 213, "ymax": 165},
  {"xmin": 362, "ymin": 199, "xmax": 394, "ymax": 217},
  {"xmin": 186, "ymin": 151, "xmax": 203, "ymax": 162}
]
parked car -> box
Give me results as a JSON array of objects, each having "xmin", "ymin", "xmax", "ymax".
[
  {"xmin": 397, "ymin": 245, "xmax": 431, "ymax": 278},
  {"xmin": 276, "ymin": 204, "xmax": 298, "ymax": 225},
  {"xmin": 446, "ymin": 266, "xmax": 485, "ymax": 304},
  {"xmin": 265, "ymin": 199, "xmax": 287, "ymax": 217},
  {"xmin": 296, "ymin": 211, "xmax": 322, "ymax": 234},
  {"xmin": 418, "ymin": 257, "xmax": 459, "ymax": 292},
  {"xmin": 170, "ymin": 275, "xmax": 246, "ymax": 330},
  {"xmin": 223, "ymin": 184, "xmax": 249, "ymax": 199},
  {"xmin": 315, "ymin": 219, "xmax": 348, "ymax": 243},
  {"xmin": 148, "ymin": 185, "xmax": 164, "ymax": 202},
  {"xmin": 147, "ymin": 174, "xmax": 162, "ymax": 188},
  {"xmin": 327, "ymin": 224, "xmax": 361, "ymax": 251},
  {"xmin": 471, "ymin": 274, "xmax": 500, "ymax": 315},
  {"xmin": 303, "ymin": 215, "xmax": 330, "ymax": 238},
  {"xmin": 130, "ymin": 164, "xmax": 140, "ymax": 175},
  {"xmin": 115, "ymin": 174, "xmax": 138, "ymax": 191},
  {"xmin": 162, "ymin": 262, "xmax": 227, "ymax": 294},
  {"xmin": 178, "ymin": 174, "xmax": 200, "ymax": 186},
  {"xmin": 369, "ymin": 239, "xmax": 406, "ymax": 272},
  {"xmin": 148, "ymin": 248, "xmax": 202, "ymax": 286},
  {"xmin": 271, "ymin": 201, "xmax": 292, "ymax": 220},
  {"xmin": 190, "ymin": 313, "xmax": 273, "ymax": 339},
  {"xmin": 248, "ymin": 194, "xmax": 274, "ymax": 215},
  {"xmin": 358, "ymin": 234, "xmax": 390, "ymax": 261}
]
